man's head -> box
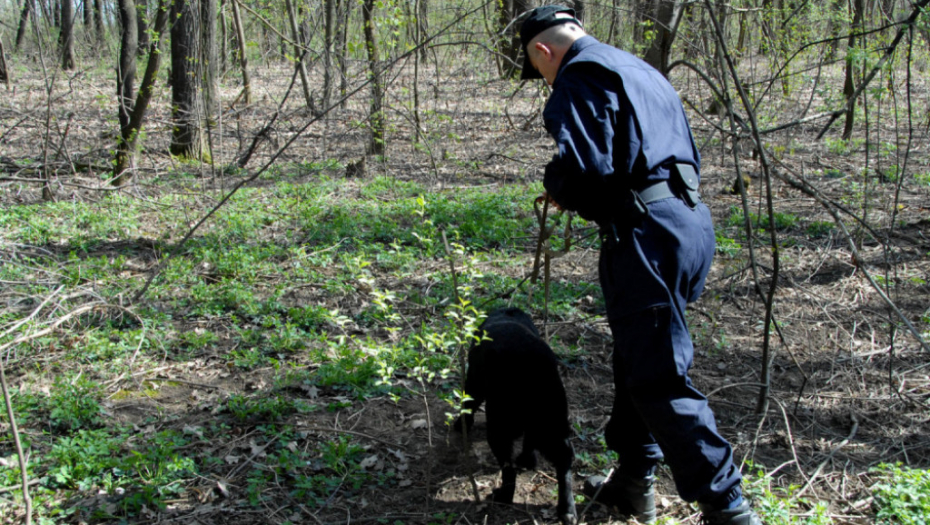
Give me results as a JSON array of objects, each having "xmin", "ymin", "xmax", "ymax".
[{"xmin": 519, "ymin": 5, "xmax": 585, "ymax": 84}]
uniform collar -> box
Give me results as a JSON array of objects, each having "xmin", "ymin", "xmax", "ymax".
[{"xmin": 554, "ymin": 36, "xmax": 600, "ymax": 85}]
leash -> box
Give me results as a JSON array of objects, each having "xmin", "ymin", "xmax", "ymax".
[{"xmin": 528, "ymin": 196, "xmax": 574, "ymax": 339}]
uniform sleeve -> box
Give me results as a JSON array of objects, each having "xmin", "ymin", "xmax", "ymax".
[{"xmin": 542, "ymin": 66, "xmax": 630, "ymax": 223}]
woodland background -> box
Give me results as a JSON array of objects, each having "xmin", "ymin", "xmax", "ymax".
[{"xmin": 1, "ymin": 0, "xmax": 930, "ymax": 524}]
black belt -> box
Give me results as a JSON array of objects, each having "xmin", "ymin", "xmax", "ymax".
[
  {"xmin": 637, "ymin": 180, "xmax": 677, "ymax": 204},
  {"xmin": 636, "ymin": 163, "xmax": 701, "ymax": 207},
  {"xmin": 602, "ymin": 164, "xmax": 702, "ymax": 246}
]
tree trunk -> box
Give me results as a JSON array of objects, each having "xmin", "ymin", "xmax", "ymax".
[
  {"xmin": 0, "ymin": 37, "xmax": 9, "ymax": 84},
  {"xmin": 843, "ymin": 0, "xmax": 864, "ymax": 140},
  {"xmin": 16, "ymin": 0, "xmax": 32, "ymax": 50},
  {"xmin": 323, "ymin": 0, "xmax": 335, "ymax": 109},
  {"xmin": 114, "ymin": 0, "xmax": 170, "ymax": 185},
  {"xmin": 137, "ymin": 0, "xmax": 149, "ymax": 55},
  {"xmin": 220, "ymin": 3, "xmax": 228, "ymax": 74},
  {"xmin": 642, "ymin": 0, "xmax": 683, "ymax": 75},
  {"xmin": 117, "ymin": 0, "xmax": 138, "ymax": 133},
  {"xmin": 284, "ymin": 0, "xmax": 315, "ymax": 112},
  {"xmin": 417, "ymin": 0, "xmax": 427, "ymax": 60},
  {"xmin": 336, "ymin": 0, "xmax": 348, "ymax": 106},
  {"xmin": 573, "ymin": 0, "xmax": 585, "ymax": 23},
  {"xmin": 94, "ymin": 0, "xmax": 105, "ymax": 42},
  {"xmin": 230, "ymin": 0, "xmax": 251, "ymax": 104},
  {"xmin": 201, "ymin": 0, "xmax": 218, "ymax": 123},
  {"xmin": 632, "ymin": 0, "xmax": 644, "ymax": 44},
  {"xmin": 497, "ymin": 0, "xmax": 530, "ymax": 78},
  {"xmin": 170, "ymin": 0, "xmax": 203, "ymax": 159},
  {"xmin": 60, "ymin": 0, "xmax": 76, "ymax": 70},
  {"xmin": 362, "ymin": 0, "xmax": 384, "ymax": 155}
]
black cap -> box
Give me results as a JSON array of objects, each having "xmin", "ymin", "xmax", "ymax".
[{"xmin": 519, "ymin": 5, "xmax": 580, "ymax": 80}]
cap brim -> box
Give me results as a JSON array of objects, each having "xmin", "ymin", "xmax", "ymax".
[{"xmin": 520, "ymin": 55, "xmax": 543, "ymax": 80}]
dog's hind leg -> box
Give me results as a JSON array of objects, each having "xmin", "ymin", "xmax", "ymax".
[
  {"xmin": 487, "ymin": 427, "xmax": 517, "ymax": 504},
  {"xmin": 515, "ymin": 435, "xmax": 538, "ymax": 470},
  {"xmin": 543, "ymin": 438, "xmax": 577, "ymax": 525},
  {"xmin": 492, "ymin": 462, "xmax": 517, "ymax": 504}
]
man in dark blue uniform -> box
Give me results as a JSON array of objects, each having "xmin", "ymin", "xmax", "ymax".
[{"xmin": 519, "ymin": 6, "xmax": 763, "ymax": 525}]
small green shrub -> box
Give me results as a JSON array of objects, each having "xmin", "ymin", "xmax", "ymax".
[
  {"xmin": 49, "ymin": 375, "xmax": 104, "ymax": 430},
  {"xmin": 47, "ymin": 429, "xmax": 122, "ymax": 490},
  {"xmin": 226, "ymin": 393, "xmax": 313, "ymax": 422},
  {"xmin": 716, "ymin": 232, "xmax": 742, "ymax": 257},
  {"xmin": 805, "ymin": 221, "xmax": 835, "ymax": 238},
  {"xmin": 871, "ymin": 463, "xmax": 930, "ymax": 525},
  {"xmin": 740, "ymin": 463, "xmax": 833, "ymax": 524}
]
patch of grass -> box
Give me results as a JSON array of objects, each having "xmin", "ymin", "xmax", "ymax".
[
  {"xmin": 312, "ymin": 343, "xmax": 383, "ymax": 395},
  {"xmin": 805, "ymin": 221, "xmax": 835, "ymax": 238},
  {"xmin": 118, "ymin": 430, "xmax": 198, "ymax": 514},
  {"xmin": 726, "ymin": 206, "xmax": 800, "ymax": 232},
  {"xmin": 226, "ymin": 393, "xmax": 314, "ymax": 422}
]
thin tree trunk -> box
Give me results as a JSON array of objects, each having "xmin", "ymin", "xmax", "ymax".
[
  {"xmin": 230, "ymin": 0, "xmax": 251, "ymax": 104},
  {"xmin": 170, "ymin": 0, "xmax": 203, "ymax": 159},
  {"xmin": 220, "ymin": 2, "xmax": 228, "ymax": 74},
  {"xmin": 16, "ymin": 0, "xmax": 32, "ymax": 50},
  {"xmin": 843, "ymin": 0, "xmax": 864, "ymax": 139},
  {"xmin": 60, "ymin": 0, "xmax": 76, "ymax": 69},
  {"xmin": 117, "ymin": 0, "xmax": 138, "ymax": 132},
  {"xmin": 632, "ymin": 0, "xmax": 644, "ymax": 44},
  {"xmin": 84, "ymin": 0, "xmax": 92, "ymax": 26},
  {"xmin": 0, "ymin": 37, "xmax": 9, "ymax": 84},
  {"xmin": 607, "ymin": 0, "xmax": 619, "ymax": 44},
  {"xmin": 418, "ymin": 0, "xmax": 428, "ymax": 60},
  {"xmin": 336, "ymin": 0, "xmax": 348, "ymax": 106},
  {"xmin": 323, "ymin": 0, "xmax": 335, "ymax": 109},
  {"xmin": 113, "ymin": 0, "xmax": 169, "ymax": 184},
  {"xmin": 412, "ymin": 0, "xmax": 422, "ymax": 141},
  {"xmin": 201, "ymin": 0, "xmax": 218, "ymax": 123},
  {"xmin": 137, "ymin": 0, "xmax": 149, "ymax": 55},
  {"xmin": 94, "ymin": 0, "xmax": 105, "ymax": 42},
  {"xmin": 362, "ymin": 0, "xmax": 384, "ymax": 155},
  {"xmin": 284, "ymin": 0, "xmax": 315, "ymax": 111}
]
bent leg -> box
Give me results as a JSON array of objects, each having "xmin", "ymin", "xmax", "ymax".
[{"xmin": 613, "ymin": 306, "xmax": 741, "ymax": 504}]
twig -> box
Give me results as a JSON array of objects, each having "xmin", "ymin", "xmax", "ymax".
[
  {"xmin": 578, "ymin": 467, "xmax": 613, "ymax": 522},
  {"xmin": 770, "ymin": 397, "xmax": 810, "ymax": 486},
  {"xmin": 441, "ymin": 230, "xmax": 481, "ymax": 504},
  {"xmin": 795, "ymin": 413, "xmax": 859, "ymax": 498},
  {"xmin": 292, "ymin": 424, "xmax": 405, "ymax": 450}
]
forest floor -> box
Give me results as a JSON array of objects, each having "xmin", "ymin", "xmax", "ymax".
[{"xmin": 1, "ymin": 55, "xmax": 930, "ymax": 525}]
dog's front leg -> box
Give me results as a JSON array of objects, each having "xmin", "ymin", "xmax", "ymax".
[
  {"xmin": 556, "ymin": 464, "xmax": 577, "ymax": 525},
  {"xmin": 491, "ymin": 462, "xmax": 517, "ymax": 504}
]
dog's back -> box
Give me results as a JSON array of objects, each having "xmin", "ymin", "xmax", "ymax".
[{"xmin": 478, "ymin": 309, "xmax": 570, "ymax": 439}]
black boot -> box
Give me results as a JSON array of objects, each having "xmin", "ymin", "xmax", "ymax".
[
  {"xmin": 699, "ymin": 500, "xmax": 763, "ymax": 525},
  {"xmin": 583, "ymin": 473, "xmax": 657, "ymax": 523}
]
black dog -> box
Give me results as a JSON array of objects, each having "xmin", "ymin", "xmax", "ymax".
[{"xmin": 455, "ymin": 307, "xmax": 576, "ymax": 525}]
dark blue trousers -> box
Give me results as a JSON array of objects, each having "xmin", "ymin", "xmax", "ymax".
[{"xmin": 599, "ymin": 198, "xmax": 742, "ymax": 506}]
